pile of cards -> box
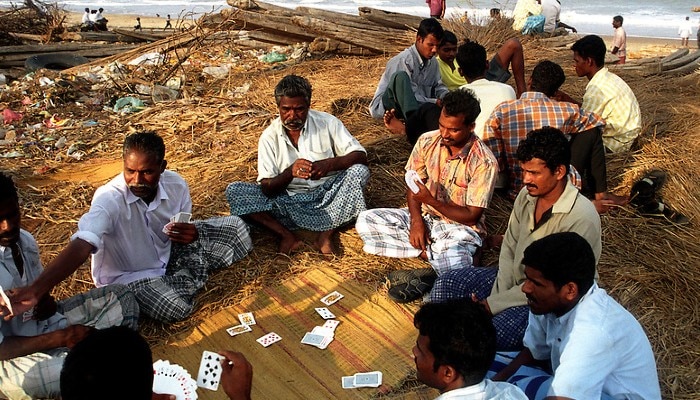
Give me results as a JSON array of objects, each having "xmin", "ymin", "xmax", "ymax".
[
  {"xmin": 153, "ymin": 359, "xmax": 198, "ymax": 400},
  {"xmin": 301, "ymin": 319, "xmax": 339, "ymax": 349},
  {"xmin": 226, "ymin": 312, "xmax": 256, "ymax": 337},
  {"xmin": 163, "ymin": 212, "xmax": 192, "ymax": 234},
  {"xmin": 341, "ymin": 371, "xmax": 383, "ymax": 389},
  {"xmin": 196, "ymin": 351, "xmax": 224, "ymax": 391}
]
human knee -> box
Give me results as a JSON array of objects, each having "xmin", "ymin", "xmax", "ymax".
[{"xmin": 346, "ymin": 164, "xmax": 370, "ymax": 184}]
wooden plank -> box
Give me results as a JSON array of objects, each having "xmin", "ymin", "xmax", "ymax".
[
  {"xmin": 292, "ymin": 15, "xmax": 405, "ymax": 54},
  {"xmin": 357, "ymin": 7, "xmax": 422, "ymax": 30},
  {"xmin": 661, "ymin": 50, "xmax": 700, "ymax": 71},
  {"xmin": 231, "ymin": 9, "xmax": 318, "ymax": 42}
]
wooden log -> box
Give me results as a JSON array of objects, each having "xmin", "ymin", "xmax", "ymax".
[
  {"xmin": 661, "ymin": 50, "xmax": 700, "ymax": 71},
  {"xmin": 0, "ymin": 42, "xmax": 130, "ymax": 55},
  {"xmin": 113, "ymin": 29, "xmax": 176, "ymax": 42},
  {"xmin": 295, "ymin": 7, "xmax": 388, "ymax": 31},
  {"xmin": 661, "ymin": 58, "xmax": 700, "ymax": 76},
  {"xmin": 0, "ymin": 45, "xmax": 139, "ymax": 68},
  {"xmin": 231, "ymin": 9, "xmax": 318, "ymax": 42},
  {"xmin": 59, "ymin": 31, "xmax": 144, "ymax": 43},
  {"xmin": 660, "ymin": 48, "xmax": 689, "ymax": 64},
  {"xmin": 357, "ymin": 7, "xmax": 422, "ymax": 30},
  {"xmin": 8, "ymin": 32, "xmax": 44, "ymax": 42},
  {"xmin": 291, "ymin": 15, "xmax": 405, "ymax": 54},
  {"xmin": 309, "ymin": 37, "xmax": 380, "ymax": 56}
]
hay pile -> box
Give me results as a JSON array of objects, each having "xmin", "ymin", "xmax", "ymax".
[{"xmin": 1, "ymin": 15, "xmax": 698, "ymax": 399}]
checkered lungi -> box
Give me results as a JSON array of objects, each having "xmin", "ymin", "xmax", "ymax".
[
  {"xmin": 429, "ymin": 266, "xmax": 528, "ymax": 351},
  {"xmin": 0, "ymin": 284, "xmax": 138, "ymax": 400},
  {"xmin": 225, "ymin": 164, "xmax": 370, "ymax": 232},
  {"xmin": 355, "ymin": 208, "xmax": 481, "ymax": 274},
  {"xmin": 127, "ymin": 215, "xmax": 252, "ymax": 323}
]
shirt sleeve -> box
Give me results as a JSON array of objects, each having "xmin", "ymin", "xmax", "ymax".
[
  {"xmin": 464, "ymin": 145, "xmax": 497, "ymax": 208},
  {"xmin": 484, "ymin": 110, "xmax": 506, "ymax": 172},
  {"xmin": 72, "ymin": 193, "xmax": 115, "ymax": 252},
  {"xmin": 405, "ymin": 135, "xmax": 428, "ymax": 180},
  {"xmin": 522, "ymin": 313, "xmax": 550, "ymax": 360},
  {"xmin": 329, "ymin": 117, "xmax": 366, "ymax": 156},
  {"xmin": 256, "ymin": 127, "xmax": 282, "ymax": 182}
]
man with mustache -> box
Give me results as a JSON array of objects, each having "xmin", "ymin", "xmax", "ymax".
[
  {"xmin": 356, "ymin": 89, "xmax": 497, "ymax": 303},
  {"xmin": 429, "ymin": 127, "xmax": 601, "ymax": 351},
  {"xmin": 0, "ymin": 172, "xmax": 138, "ymax": 399},
  {"xmin": 226, "ymin": 75, "xmax": 369, "ymax": 256},
  {"xmin": 6, "ymin": 132, "xmax": 252, "ymax": 323}
]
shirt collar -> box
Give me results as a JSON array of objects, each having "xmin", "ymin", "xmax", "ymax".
[
  {"xmin": 525, "ymin": 180, "xmax": 579, "ymax": 214},
  {"xmin": 520, "ymin": 91, "xmax": 548, "ymax": 100},
  {"xmin": 121, "ymin": 172, "xmax": 169, "ymax": 206},
  {"xmin": 410, "ymin": 44, "xmax": 426, "ymax": 69},
  {"xmin": 557, "ymin": 282, "xmax": 598, "ymax": 323}
]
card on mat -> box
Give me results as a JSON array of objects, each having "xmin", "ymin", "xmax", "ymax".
[
  {"xmin": 256, "ymin": 332, "xmax": 282, "ymax": 347},
  {"xmin": 341, "ymin": 376, "xmax": 356, "ymax": 389},
  {"xmin": 353, "ymin": 371, "xmax": 382, "ymax": 388},
  {"xmin": 311, "ymin": 326, "xmax": 335, "ymax": 337},
  {"xmin": 196, "ymin": 350, "xmax": 223, "ymax": 391},
  {"xmin": 226, "ymin": 323, "xmax": 252, "ymax": 337},
  {"xmin": 300, "ymin": 332, "xmax": 326, "ymax": 347},
  {"xmin": 322, "ymin": 319, "xmax": 340, "ymax": 330},
  {"xmin": 238, "ymin": 312, "xmax": 256, "ymax": 326},
  {"xmin": 315, "ymin": 307, "xmax": 335, "ymax": 320},
  {"xmin": 320, "ymin": 291, "xmax": 344, "ymax": 306}
]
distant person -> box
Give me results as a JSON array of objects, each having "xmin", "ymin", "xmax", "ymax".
[
  {"xmin": 678, "ymin": 16, "xmax": 693, "ymax": 47},
  {"xmin": 89, "ymin": 9, "xmax": 98, "ymax": 23},
  {"xmin": 512, "ymin": 0, "xmax": 544, "ymax": 34},
  {"xmin": 81, "ymin": 7, "xmax": 90, "ymax": 24},
  {"xmin": 491, "ymin": 232, "xmax": 662, "ymax": 400},
  {"xmin": 489, "ymin": 8, "xmax": 501, "ymax": 20},
  {"xmin": 697, "ymin": 20, "xmax": 700, "ymax": 49},
  {"xmin": 413, "ymin": 300, "xmax": 527, "ymax": 399},
  {"xmin": 541, "ymin": 0, "xmax": 577, "ymax": 35},
  {"xmin": 94, "ymin": 7, "xmax": 108, "ymax": 31},
  {"xmin": 134, "ymin": 17, "xmax": 142, "ymax": 31},
  {"xmin": 426, "ymin": 0, "xmax": 445, "ymax": 19},
  {"xmin": 164, "ymin": 14, "xmax": 173, "ymax": 29},
  {"xmin": 436, "ymin": 31, "xmax": 465, "ymax": 91},
  {"xmin": 611, "ymin": 15, "xmax": 626, "ymax": 64}
]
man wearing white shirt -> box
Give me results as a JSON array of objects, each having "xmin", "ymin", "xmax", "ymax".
[
  {"xmin": 678, "ymin": 16, "xmax": 693, "ymax": 47},
  {"xmin": 8, "ymin": 132, "xmax": 252, "ymax": 322}
]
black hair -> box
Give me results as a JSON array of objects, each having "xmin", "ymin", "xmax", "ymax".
[
  {"xmin": 417, "ymin": 18, "xmax": 445, "ymax": 41},
  {"xmin": 0, "ymin": 172, "xmax": 18, "ymax": 203},
  {"xmin": 442, "ymin": 88, "xmax": 481, "ymax": 126},
  {"xmin": 530, "ymin": 60, "xmax": 565, "ymax": 97},
  {"xmin": 274, "ymin": 75, "xmax": 312, "ymax": 106},
  {"xmin": 123, "ymin": 131, "xmax": 165, "ymax": 164},
  {"xmin": 572, "ymin": 35, "xmax": 607, "ymax": 67},
  {"xmin": 455, "ymin": 41, "xmax": 487, "ymax": 80},
  {"xmin": 61, "ymin": 327, "xmax": 153, "ymax": 400},
  {"xmin": 613, "ymin": 15, "xmax": 623, "ymax": 24},
  {"xmin": 414, "ymin": 299, "xmax": 496, "ymax": 386},
  {"xmin": 516, "ymin": 127, "xmax": 570, "ymax": 175},
  {"xmin": 440, "ymin": 30, "xmax": 458, "ymax": 47},
  {"xmin": 522, "ymin": 232, "xmax": 596, "ymax": 294}
]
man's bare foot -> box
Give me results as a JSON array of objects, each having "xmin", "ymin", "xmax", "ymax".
[
  {"xmin": 383, "ymin": 109, "xmax": 406, "ymax": 136},
  {"xmin": 278, "ymin": 234, "xmax": 303, "ymax": 255},
  {"xmin": 314, "ymin": 230, "xmax": 337, "ymax": 257}
]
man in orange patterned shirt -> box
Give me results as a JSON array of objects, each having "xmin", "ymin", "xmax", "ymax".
[{"xmin": 356, "ymin": 89, "xmax": 498, "ymax": 303}]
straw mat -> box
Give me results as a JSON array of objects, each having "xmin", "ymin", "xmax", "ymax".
[{"xmin": 152, "ymin": 267, "xmax": 437, "ymax": 400}]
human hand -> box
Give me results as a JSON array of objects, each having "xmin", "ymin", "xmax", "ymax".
[
  {"xmin": 219, "ymin": 350, "xmax": 253, "ymax": 400},
  {"xmin": 61, "ymin": 324, "xmax": 95, "ymax": 348},
  {"xmin": 33, "ymin": 293, "xmax": 57, "ymax": 321},
  {"xmin": 470, "ymin": 293, "xmax": 492, "ymax": 315},
  {"xmin": 151, "ymin": 393, "xmax": 176, "ymax": 400},
  {"xmin": 309, "ymin": 159, "xmax": 332, "ymax": 180},
  {"xmin": 408, "ymin": 218, "xmax": 430, "ymax": 252},
  {"xmin": 291, "ymin": 158, "xmax": 314, "ymax": 180},
  {"xmin": 4, "ymin": 285, "xmax": 40, "ymax": 321},
  {"xmin": 167, "ymin": 222, "xmax": 198, "ymax": 244},
  {"xmin": 410, "ymin": 180, "xmax": 433, "ymax": 205}
]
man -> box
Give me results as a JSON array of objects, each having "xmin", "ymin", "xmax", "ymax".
[
  {"xmin": 571, "ymin": 35, "xmax": 642, "ymax": 153},
  {"xmin": 429, "ymin": 127, "xmax": 601, "ymax": 350},
  {"xmin": 413, "ymin": 299, "xmax": 527, "ymax": 399},
  {"xmin": 512, "ymin": 0, "xmax": 543, "ymax": 34},
  {"xmin": 60, "ymin": 326, "xmax": 253, "ymax": 400},
  {"xmin": 678, "ymin": 16, "xmax": 693, "ymax": 47},
  {"xmin": 426, "ymin": 0, "xmax": 445, "ymax": 20},
  {"xmin": 226, "ymin": 75, "xmax": 369, "ymax": 256},
  {"xmin": 357, "ymin": 89, "xmax": 497, "ymax": 303},
  {"xmin": 484, "ymin": 60, "xmax": 622, "ymax": 211},
  {"xmin": 370, "ymin": 18, "xmax": 448, "ymax": 124},
  {"xmin": 611, "ymin": 15, "xmax": 626, "ymax": 64},
  {"xmin": 541, "ymin": 0, "xmax": 577, "ymax": 35},
  {"xmin": 165, "ymin": 14, "xmax": 173, "ymax": 30},
  {"xmin": 0, "ymin": 172, "xmax": 139, "ymax": 399},
  {"xmin": 9, "ymin": 132, "xmax": 252, "ymax": 323},
  {"xmin": 436, "ymin": 31, "xmax": 466, "ymax": 91},
  {"xmin": 492, "ymin": 232, "xmax": 662, "ymax": 399}
]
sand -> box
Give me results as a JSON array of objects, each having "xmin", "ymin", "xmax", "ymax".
[{"xmin": 63, "ymin": 11, "xmax": 198, "ymax": 32}]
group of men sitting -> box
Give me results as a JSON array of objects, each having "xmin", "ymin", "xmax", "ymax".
[{"xmin": 0, "ymin": 16, "xmax": 658, "ymax": 400}]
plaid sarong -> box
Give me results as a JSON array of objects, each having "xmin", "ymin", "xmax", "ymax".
[
  {"xmin": 225, "ymin": 164, "xmax": 369, "ymax": 232},
  {"xmin": 127, "ymin": 216, "xmax": 252, "ymax": 322}
]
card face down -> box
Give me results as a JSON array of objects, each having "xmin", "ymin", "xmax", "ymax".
[{"xmin": 196, "ymin": 351, "xmax": 224, "ymax": 391}]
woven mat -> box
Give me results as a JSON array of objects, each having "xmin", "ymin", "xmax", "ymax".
[{"xmin": 152, "ymin": 267, "xmax": 438, "ymax": 399}]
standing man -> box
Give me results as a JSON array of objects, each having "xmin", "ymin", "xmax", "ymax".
[
  {"xmin": 678, "ymin": 16, "xmax": 693, "ymax": 47},
  {"xmin": 492, "ymin": 232, "xmax": 661, "ymax": 399},
  {"xmin": 571, "ymin": 35, "xmax": 642, "ymax": 153},
  {"xmin": 226, "ymin": 75, "xmax": 369, "ymax": 257},
  {"xmin": 9, "ymin": 132, "xmax": 252, "ymax": 323},
  {"xmin": 429, "ymin": 127, "xmax": 601, "ymax": 350},
  {"xmin": 426, "ymin": 0, "xmax": 445, "ymax": 19},
  {"xmin": 357, "ymin": 89, "xmax": 497, "ymax": 303},
  {"xmin": 0, "ymin": 172, "xmax": 139, "ymax": 399},
  {"xmin": 165, "ymin": 14, "xmax": 173, "ymax": 30},
  {"xmin": 611, "ymin": 15, "xmax": 626, "ymax": 64}
]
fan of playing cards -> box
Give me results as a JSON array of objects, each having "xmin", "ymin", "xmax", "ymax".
[{"xmin": 152, "ymin": 359, "xmax": 198, "ymax": 400}]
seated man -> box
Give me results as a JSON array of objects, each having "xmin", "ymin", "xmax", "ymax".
[
  {"xmin": 9, "ymin": 132, "xmax": 252, "ymax": 323},
  {"xmin": 369, "ymin": 18, "xmax": 448, "ymax": 123},
  {"xmin": 226, "ymin": 75, "xmax": 369, "ymax": 256},
  {"xmin": 60, "ymin": 326, "xmax": 253, "ymax": 400},
  {"xmin": 541, "ymin": 0, "xmax": 576, "ymax": 35},
  {"xmin": 413, "ymin": 299, "xmax": 527, "ymax": 399},
  {"xmin": 0, "ymin": 172, "xmax": 139, "ymax": 399},
  {"xmin": 429, "ymin": 127, "xmax": 601, "ymax": 351},
  {"xmin": 570, "ymin": 35, "xmax": 642, "ymax": 153},
  {"xmin": 485, "ymin": 60, "xmax": 624, "ymax": 211},
  {"xmin": 492, "ymin": 232, "xmax": 661, "ymax": 399},
  {"xmin": 436, "ymin": 31, "xmax": 466, "ymax": 91},
  {"xmin": 357, "ymin": 89, "xmax": 497, "ymax": 303},
  {"xmin": 512, "ymin": 0, "xmax": 543, "ymax": 34}
]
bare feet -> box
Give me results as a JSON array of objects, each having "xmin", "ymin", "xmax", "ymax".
[
  {"xmin": 593, "ymin": 192, "xmax": 629, "ymax": 214},
  {"xmin": 314, "ymin": 229, "xmax": 337, "ymax": 257},
  {"xmin": 383, "ymin": 109, "xmax": 406, "ymax": 136},
  {"xmin": 278, "ymin": 233, "xmax": 303, "ymax": 255}
]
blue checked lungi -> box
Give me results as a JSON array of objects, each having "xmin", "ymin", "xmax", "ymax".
[
  {"xmin": 225, "ymin": 164, "xmax": 369, "ymax": 232},
  {"xmin": 127, "ymin": 215, "xmax": 252, "ymax": 323}
]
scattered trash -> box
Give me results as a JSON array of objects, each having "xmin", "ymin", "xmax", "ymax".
[
  {"xmin": 152, "ymin": 85, "xmax": 179, "ymax": 103},
  {"xmin": 55, "ymin": 136, "xmax": 67, "ymax": 149},
  {"xmin": 38, "ymin": 77, "xmax": 54, "ymax": 86},
  {"xmin": 0, "ymin": 74, "xmax": 6, "ymax": 86},
  {"xmin": 3, "ymin": 109, "xmax": 23, "ymax": 124},
  {"xmin": 202, "ymin": 65, "xmax": 231, "ymax": 79},
  {"xmin": 0, "ymin": 151, "xmax": 23, "ymax": 158},
  {"xmin": 232, "ymin": 82, "xmax": 251, "ymax": 97},
  {"xmin": 260, "ymin": 51, "xmax": 287, "ymax": 63},
  {"xmin": 82, "ymin": 120, "xmax": 99, "ymax": 127},
  {"xmin": 113, "ymin": 97, "xmax": 146, "ymax": 113},
  {"xmin": 66, "ymin": 144, "xmax": 85, "ymax": 160},
  {"xmin": 166, "ymin": 77, "xmax": 182, "ymax": 90},
  {"xmin": 128, "ymin": 52, "xmax": 165, "ymax": 66},
  {"xmin": 44, "ymin": 114, "xmax": 70, "ymax": 129}
]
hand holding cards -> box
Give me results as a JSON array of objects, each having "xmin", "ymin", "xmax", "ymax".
[
  {"xmin": 405, "ymin": 170, "xmax": 421, "ymax": 194},
  {"xmin": 163, "ymin": 212, "xmax": 192, "ymax": 234},
  {"xmin": 0, "ymin": 286, "xmax": 13, "ymax": 316},
  {"xmin": 196, "ymin": 351, "xmax": 224, "ymax": 391},
  {"xmin": 153, "ymin": 359, "xmax": 198, "ymax": 400}
]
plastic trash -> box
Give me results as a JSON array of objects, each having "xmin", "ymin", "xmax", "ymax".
[
  {"xmin": 166, "ymin": 77, "xmax": 182, "ymax": 90},
  {"xmin": 55, "ymin": 136, "xmax": 67, "ymax": 149},
  {"xmin": 128, "ymin": 52, "xmax": 165, "ymax": 66},
  {"xmin": 3, "ymin": 109, "xmax": 23, "ymax": 124},
  {"xmin": 260, "ymin": 51, "xmax": 287, "ymax": 63},
  {"xmin": 38, "ymin": 77, "xmax": 54, "ymax": 86},
  {"xmin": 82, "ymin": 120, "xmax": 99, "ymax": 127},
  {"xmin": 202, "ymin": 65, "xmax": 230, "ymax": 79},
  {"xmin": 113, "ymin": 97, "xmax": 145, "ymax": 113},
  {"xmin": 0, "ymin": 74, "xmax": 6, "ymax": 86},
  {"xmin": 151, "ymin": 85, "xmax": 179, "ymax": 103}
]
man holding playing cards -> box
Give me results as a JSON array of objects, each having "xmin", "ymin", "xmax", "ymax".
[
  {"xmin": 7, "ymin": 132, "xmax": 252, "ymax": 323},
  {"xmin": 0, "ymin": 172, "xmax": 139, "ymax": 399},
  {"xmin": 356, "ymin": 88, "xmax": 498, "ymax": 303},
  {"xmin": 226, "ymin": 75, "xmax": 369, "ymax": 256}
]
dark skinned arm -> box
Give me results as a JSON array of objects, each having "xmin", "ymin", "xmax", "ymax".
[
  {"xmin": 409, "ymin": 180, "xmax": 485, "ymax": 226},
  {"xmin": 0, "ymin": 325, "xmax": 93, "ymax": 360}
]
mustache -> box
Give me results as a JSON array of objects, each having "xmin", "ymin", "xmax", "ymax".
[
  {"xmin": 283, "ymin": 119, "xmax": 304, "ymax": 127},
  {"xmin": 128, "ymin": 184, "xmax": 152, "ymax": 190},
  {"xmin": 526, "ymin": 184, "xmax": 538, "ymax": 189}
]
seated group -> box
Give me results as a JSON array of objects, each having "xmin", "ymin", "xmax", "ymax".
[{"xmin": 0, "ymin": 17, "xmax": 657, "ymax": 400}]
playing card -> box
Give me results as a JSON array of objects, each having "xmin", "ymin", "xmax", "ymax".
[
  {"xmin": 341, "ymin": 376, "xmax": 356, "ymax": 389},
  {"xmin": 196, "ymin": 350, "xmax": 224, "ymax": 391},
  {"xmin": 300, "ymin": 332, "xmax": 326, "ymax": 347},
  {"xmin": 315, "ymin": 307, "xmax": 335, "ymax": 320},
  {"xmin": 320, "ymin": 291, "xmax": 344, "ymax": 306},
  {"xmin": 353, "ymin": 371, "xmax": 383, "ymax": 388},
  {"xmin": 322, "ymin": 319, "xmax": 340, "ymax": 330},
  {"xmin": 0, "ymin": 286, "xmax": 13, "ymax": 316},
  {"xmin": 405, "ymin": 169, "xmax": 421, "ymax": 194},
  {"xmin": 172, "ymin": 212, "xmax": 192, "ymax": 223},
  {"xmin": 311, "ymin": 326, "xmax": 335, "ymax": 337},
  {"xmin": 238, "ymin": 312, "xmax": 256, "ymax": 326},
  {"xmin": 153, "ymin": 360, "xmax": 198, "ymax": 400},
  {"xmin": 256, "ymin": 332, "xmax": 282, "ymax": 347},
  {"xmin": 226, "ymin": 323, "xmax": 252, "ymax": 336},
  {"xmin": 162, "ymin": 221, "xmax": 175, "ymax": 234}
]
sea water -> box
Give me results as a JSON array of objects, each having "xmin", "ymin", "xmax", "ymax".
[{"xmin": 2, "ymin": 0, "xmax": 698, "ymax": 39}]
